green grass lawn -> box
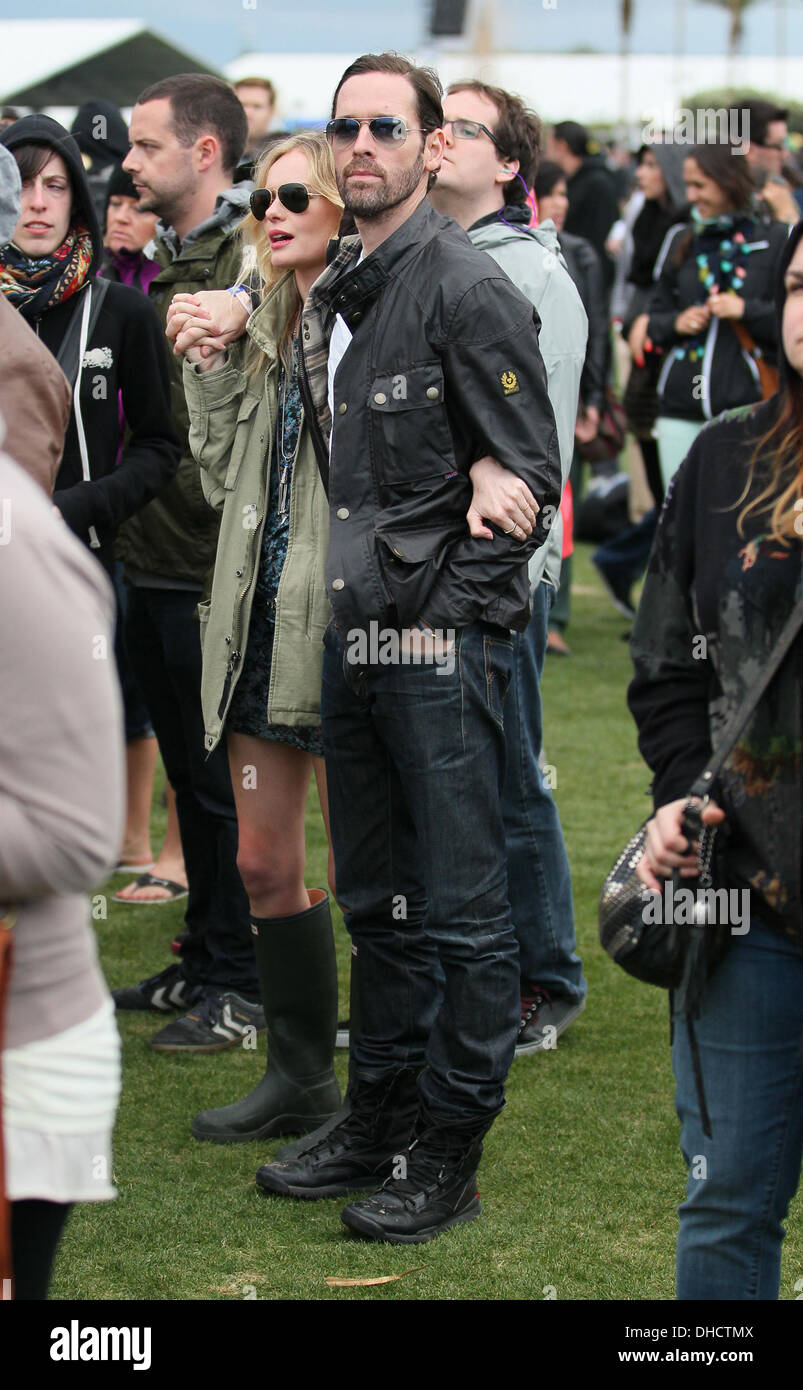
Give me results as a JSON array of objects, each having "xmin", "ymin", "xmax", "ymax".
[{"xmin": 50, "ymin": 543, "xmax": 803, "ymax": 1301}]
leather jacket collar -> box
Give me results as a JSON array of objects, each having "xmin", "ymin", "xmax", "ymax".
[{"xmin": 316, "ymin": 197, "xmax": 449, "ymax": 332}]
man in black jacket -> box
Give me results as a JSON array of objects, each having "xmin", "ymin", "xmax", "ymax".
[
  {"xmin": 255, "ymin": 52, "xmax": 561, "ymax": 1244},
  {"xmin": 549, "ymin": 120, "xmax": 619, "ymax": 287}
]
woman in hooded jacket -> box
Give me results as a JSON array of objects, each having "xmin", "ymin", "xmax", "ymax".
[
  {"xmin": 622, "ymin": 139, "xmax": 689, "ymax": 508},
  {"xmin": 0, "ymin": 116, "xmax": 180, "ymax": 578},
  {"xmin": 646, "ymin": 140, "xmax": 788, "ymax": 490},
  {"xmin": 627, "ymin": 220, "xmax": 803, "ymax": 1299}
]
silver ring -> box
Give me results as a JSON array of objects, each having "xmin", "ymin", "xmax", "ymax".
[{"xmin": 504, "ymin": 526, "xmax": 518, "ymax": 535}]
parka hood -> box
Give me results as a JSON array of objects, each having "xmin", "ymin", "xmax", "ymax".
[
  {"xmin": 153, "ymin": 183, "xmax": 252, "ymax": 261},
  {"xmin": 646, "ymin": 140, "xmax": 688, "ymax": 214},
  {"xmin": 470, "ymin": 204, "xmax": 560, "ymax": 254},
  {"xmin": 0, "ymin": 114, "xmax": 103, "ymax": 274}
]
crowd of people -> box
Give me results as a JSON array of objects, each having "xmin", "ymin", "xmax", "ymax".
[{"xmin": 0, "ymin": 58, "xmax": 800, "ymax": 1300}]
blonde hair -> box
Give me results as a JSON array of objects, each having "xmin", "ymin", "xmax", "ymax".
[{"xmin": 242, "ymin": 130, "xmax": 343, "ymax": 373}]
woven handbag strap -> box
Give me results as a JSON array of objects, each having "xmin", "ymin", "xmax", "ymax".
[{"xmin": 689, "ymin": 591, "xmax": 803, "ymax": 802}]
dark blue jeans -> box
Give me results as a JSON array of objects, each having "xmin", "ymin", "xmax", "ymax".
[
  {"xmin": 125, "ymin": 585, "xmax": 257, "ymax": 998},
  {"xmin": 502, "ymin": 582, "xmax": 587, "ymax": 999},
  {"xmin": 592, "ymin": 507, "xmax": 658, "ymax": 585},
  {"xmin": 673, "ymin": 921, "xmax": 803, "ymax": 1299},
  {"xmin": 321, "ymin": 620, "xmax": 521, "ymax": 1124}
]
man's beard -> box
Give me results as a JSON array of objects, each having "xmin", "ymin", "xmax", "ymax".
[
  {"xmin": 338, "ymin": 152, "xmax": 425, "ymax": 219},
  {"xmin": 134, "ymin": 186, "xmax": 172, "ymax": 222}
]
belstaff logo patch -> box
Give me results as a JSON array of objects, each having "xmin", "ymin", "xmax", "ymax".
[{"xmin": 500, "ymin": 370, "xmax": 519, "ymax": 396}]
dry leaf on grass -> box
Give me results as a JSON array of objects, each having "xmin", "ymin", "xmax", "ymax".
[{"xmin": 325, "ymin": 1267, "xmax": 423, "ymax": 1288}]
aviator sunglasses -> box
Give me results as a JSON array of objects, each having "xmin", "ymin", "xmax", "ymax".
[
  {"xmin": 325, "ymin": 116, "xmax": 425, "ymax": 147},
  {"xmin": 250, "ymin": 183, "xmax": 321, "ymax": 219}
]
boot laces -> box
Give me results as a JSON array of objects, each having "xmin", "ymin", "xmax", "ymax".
[{"xmin": 520, "ymin": 983, "xmax": 551, "ymax": 1028}]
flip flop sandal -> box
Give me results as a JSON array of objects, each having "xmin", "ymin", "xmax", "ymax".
[
  {"xmin": 112, "ymin": 873, "xmax": 189, "ymax": 905},
  {"xmin": 115, "ymin": 859, "xmax": 155, "ymax": 874}
]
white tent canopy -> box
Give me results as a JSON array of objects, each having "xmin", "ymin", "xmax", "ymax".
[{"xmin": 0, "ymin": 20, "xmax": 215, "ymax": 108}]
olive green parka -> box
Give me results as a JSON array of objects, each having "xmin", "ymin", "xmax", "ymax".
[{"xmin": 184, "ymin": 272, "xmax": 330, "ymax": 753}]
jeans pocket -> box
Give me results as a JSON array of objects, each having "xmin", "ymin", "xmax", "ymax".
[{"xmin": 483, "ymin": 634, "xmax": 513, "ymax": 730}]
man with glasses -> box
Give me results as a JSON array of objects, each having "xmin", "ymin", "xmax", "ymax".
[
  {"xmin": 734, "ymin": 97, "xmax": 802, "ymax": 226},
  {"xmin": 429, "ymin": 79, "xmax": 589, "ymax": 1059},
  {"xmin": 251, "ymin": 51, "xmax": 561, "ymax": 1243}
]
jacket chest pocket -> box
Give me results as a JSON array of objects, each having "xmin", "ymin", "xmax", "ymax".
[
  {"xmin": 369, "ymin": 363, "xmax": 454, "ymax": 483},
  {"xmin": 224, "ymin": 393, "xmax": 262, "ymax": 491}
]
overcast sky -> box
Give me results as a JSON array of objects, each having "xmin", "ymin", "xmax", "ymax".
[{"xmin": 3, "ymin": 0, "xmax": 803, "ymax": 65}]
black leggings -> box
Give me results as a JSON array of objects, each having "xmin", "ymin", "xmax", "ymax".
[{"xmin": 10, "ymin": 1199, "xmax": 73, "ymax": 1300}]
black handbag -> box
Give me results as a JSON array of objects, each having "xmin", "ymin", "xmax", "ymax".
[
  {"xmin": 622, "ymin": 351, "xmax": 661, "ymax": 440},
  {"xmin": 575, "ymin": 387, "xmax": 627, "ymax": 465},
  {"xmin": 599, "ymin": 594, "xmax": 803, "ymax": 1137},
  {"xmin": 599, "ymin": 593, "xmax": 803, "ymax": 1001}
]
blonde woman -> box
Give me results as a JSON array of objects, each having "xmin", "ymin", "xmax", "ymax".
[{"xmin": 177, "ymin": 133, "xmax": 343, "ymax": 1144}]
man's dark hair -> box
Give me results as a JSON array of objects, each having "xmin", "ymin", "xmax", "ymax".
[
  {"xmin": 332, "ymin": 52, "xmax": 443, "ymax": 133},
  {"xmin": 234, "ymin": 75, "xmax": 277, "ymax": 105},
  {"xmin": 533, "ymin": 159, "xmax": 565, "ymax": 202},
  {"xmin": 732, "ymin": 97, "xmax": 788, "ymax": 150},
  {"xmin": 447, "ymin": 79, "xmax": 541, "ymax": 204},
  {"xmin": 552, "ymin": 120, "xmax": 589, "ymax": 158},
  {"xmin": 135, "ymin": 74, "xmax": 248, "ymax": 175}
]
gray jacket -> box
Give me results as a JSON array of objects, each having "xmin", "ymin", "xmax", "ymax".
[{"xmin": 469, "ymin": 213, "xmax": 587, "ymax": 588}]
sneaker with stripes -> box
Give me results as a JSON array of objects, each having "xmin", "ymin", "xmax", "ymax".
[
  {"xmin": 112, "ymin": 962, "xmax": 202, "ymax": 1014},
  {"xmin": 149, "ymin": 989, "xmax": 266, "ymax": 1053}
]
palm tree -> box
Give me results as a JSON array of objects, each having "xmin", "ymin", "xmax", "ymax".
[
  {"xmin": 699, "ymin": 0, "xmax": 763, "ymax": 86},
  {"xmin": 619, "ymin": 0, "xmax": 634, "ymax": 127}
]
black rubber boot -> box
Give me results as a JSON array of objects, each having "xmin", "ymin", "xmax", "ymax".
[
  {"xmin": 274, "ymin": 942, "xmax": 361, "ymax": 1161},
  {"xmin": 191, "ymin": 889, "xmax": 341, "ymax": 1143}
]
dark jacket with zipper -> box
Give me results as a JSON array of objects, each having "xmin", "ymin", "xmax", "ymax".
[
  {"xmin": 298, "ymin": 197, "xmax": 561, "ymax": 634},
  {"xmin": 647, "ymin": 214, "xmax": 788, "ymax": 423},
  {"xmin": 564, "ymin": 155, "xmax": 619, "ymax": 285},
  {"xmin": 557, "ymin": 229, "xmax": 608, "ymax": 413},
  {"xmin": 0, "ymin": 116, "xmax": 180, "ymax": 575}
]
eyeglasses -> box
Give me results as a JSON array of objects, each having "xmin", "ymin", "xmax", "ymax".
[
  {"xmin": 325, "ymin": 117, "xmax": 425, "ymax": 147},
  {"xmin": 444, "ymin": 118, "xmax": 502, "ymax": 149},
  {"xmin": 250, "ymin": 184, "xmax": 321, "ymax": 219}
]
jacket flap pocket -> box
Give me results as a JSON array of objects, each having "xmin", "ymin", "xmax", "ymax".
[
  {"xmin": 377, "ymin": 528, "xmax": 445, "ymax": 564},
  {"xmin": 369, "ymin": 363, "xmax": 445, "ymax": 412},
  {"xmin": 224, "ymin": 393, "xmax": 261, "ymax": 490}
]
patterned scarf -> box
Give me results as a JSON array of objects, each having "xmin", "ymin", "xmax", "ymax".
[{"xmin": 0, "ymin": 223, "xmax": 93, "ymax": 320}]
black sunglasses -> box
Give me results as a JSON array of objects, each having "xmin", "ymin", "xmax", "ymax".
[
  {"xmin": 325, "ymin": 116, "xmax": 425, "ymax": 147},
  {"xmin": 444, "ymin": 118, "xmax": 502, "ymax": 150},
  {"xmin": 250, "ymin": 183, "xmax": 320, "ymax": 219}
]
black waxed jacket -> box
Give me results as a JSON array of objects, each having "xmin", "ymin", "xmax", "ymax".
[{"xmin": 297, "ymin": 197, "xmax": 561, "ymax": 635}]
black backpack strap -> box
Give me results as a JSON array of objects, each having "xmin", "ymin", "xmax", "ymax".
[{"xmin": 55, "ymin": 277, "xmax": 110, "ymax": 389}]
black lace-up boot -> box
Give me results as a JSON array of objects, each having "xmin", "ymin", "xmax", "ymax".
[
  {"xmin": 255, "ymin": 1065, "xmax": 420, "ymax": 1200},
  {"xmin": 340, "ymin": 1104, "xmax": 492, "ymax": 1243}
]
